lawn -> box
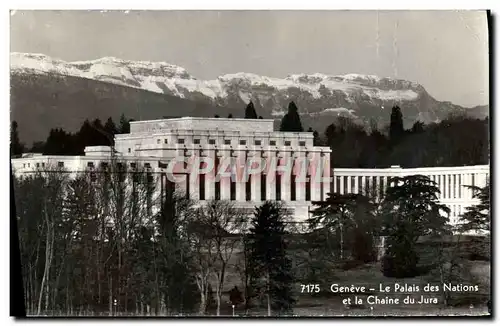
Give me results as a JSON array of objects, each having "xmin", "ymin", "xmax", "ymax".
[{"xmin": 211, "ymin": 236, "xmax": 491, "ymax": 317}]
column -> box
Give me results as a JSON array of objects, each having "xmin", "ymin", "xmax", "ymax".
[
  {"xmin": 295, "ymin": 152, "xmax": 306, "ymax": 201},
  {"xmin": 439, "ymin": 174, "xmax": 444, "ymax": 199},
  {"xmin": 463, "ymin": 173, "xmax": 468, "ymax": 199},
  {"xmin": 322, "ymin": 154, "xmax": 331, "ymax": 200},
  {"xmin": 459, "ymin": 174, "xmax": 464, "ymax": 199},
  {"xmin": 205, "ymin": 149, "xmax": 216, "ymax": 200},
  {"xmin": 188, "ymin": 151, "xmax": 199, "ymax": 200},
  {"xmin": 219, "ymin": 150, "xmax": 231, "ymax": 200},
  {"xmin": 281, "ymin": 152, "xmax": 292, "ymax": 202},
  {"xmin": 251, "ymin": 151, "xmax": 261, "ymax": 202},
  {"xmin": 360, "ymin": 174, "xmax": 366, "ymax": 196},
  {"xmin": 440, "ymin": 175, "xmax": 445, "ymax": 200},
  {"xmin": 354, "ymin": 175, "xmax": 359, "ymax": 194},
  {"xmin": 454, "ymin": 174, "xmax": 459, "ymax": 200},
  {"xmin": 375, "ymin": 176, "xmax": 382, "ymax": 200},
  {"xmin": 266, "ymin": 151, "xmax": 276, "ymax": 201},
  {"xmin": 445, "ymin": 174, "xmax": 453, "ymax": 199},
  {"xmin": 310, "ymin": 152, "xmax": 321, "ymax": 201},
  {"xmin": 236, "ymin": 150, "xmax": 246, "ymax": 202},
  {"xmin": 339, "ymin": 174, "xmax": 344, "ymax": 195},
  {"xmin": 478, "ymin": 172, "xmax": 488, "ymax": 188}
]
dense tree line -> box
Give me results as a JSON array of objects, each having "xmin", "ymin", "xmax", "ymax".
[
  {"xmin": 11, "ymin": 103, "xmax": 488, "ymax": 169},
  {"xmin": 13, "ymin": 163, "xmax": 301, "ymax": 316},
  {"xmin": 14, "ymin": 158, "xmax": 490, "ymax": 316},
  {"xmin": 320, "ymin": 106, "xmax": 489, "ymax": 168},
  {"xmin": 11, "ymin": 114, "xmax": 132, "ymax": 156}
]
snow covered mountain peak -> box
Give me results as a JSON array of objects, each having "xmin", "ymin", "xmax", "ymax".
[{"xmin": 11, "ymin": 52, "xmax": 426, "ymax": 112}]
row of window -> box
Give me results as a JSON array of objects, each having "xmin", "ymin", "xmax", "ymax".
[
  {"xmin": 168, "ymin": 138, "xmax": 306, "ymax": 146},
  {"xmin": 22, "ymin": 162, "xmax": 63, "ymax": 168},
  {"xmin": 86, "ymin": 161, "xmax": 152, "ymax": 169},
  {"xmin": 127, "ymin": 139, "xmax": 308, "ymax": 154}
]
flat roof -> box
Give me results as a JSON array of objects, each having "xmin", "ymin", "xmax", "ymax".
[{"xmin": 129, "ymin": 116, "xmax": 276, "ymax": 124}]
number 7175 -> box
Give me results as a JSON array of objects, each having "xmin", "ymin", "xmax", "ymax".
[{"xmin": 301, "ymin": 284, "xmax": 320, "ymax": 293}]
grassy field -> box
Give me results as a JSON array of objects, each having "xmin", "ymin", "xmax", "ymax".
[
  {"xmin": 27, "ymin": 236, "xmax": 491, "ymax": 317},
  {"xmin": 210, "ymin": 236, "xmax": 491, "ymax": 317}
]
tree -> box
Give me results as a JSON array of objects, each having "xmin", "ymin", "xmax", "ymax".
[
  {"xmin": 11, "ymin": 120, "xmax": 25, "ymax": 156},
  {"xmin": 154, "ymin": 191, "xmax": 199, "ymax": 314},
  {"xmin": 214, "ymin": 114, "xmax": 220, "ymax": 118},
  {"xmin": 33, "ymin": 167, "xmax": 68, "ymax": 314},
  {"xmin": 104, "ymin": 117, "xmax": 118, "ymax": 139},
  {"xmin": 244, "ymin": 101, "xmax": 258, "ymax": 119},
  {"xmin": 380, "ymin": 175, "xmax": 451, "ymax": 278},
  {"xmin": 229, "ymin": 286, "xmax": 244, "ymax": 307},
  {"xmin": 309, "ymin": 193, "xmax": 378, "ymax": 262},
  {"xmin": 410, "ymin": 121, "xmax": 425, "ymax": 134},
  {"xmin": 119, "ymin": 114, "xmax": 131, "ymax": 134},
  {"xmin": 458, "ymin": 180, "xmax": 490, "ymax": 234},
  {"xmin": 247, "ymin": 201, "xmax": 295, "ymax": 316},
  {"xmin": 280, "ymin": 102, "xmax": 303, "ymax": 132},
  {"xmin": 91, "ymin": 119, "xmax": 109, "ymax": 146},
  {"xmin": 44, "ymin": 128, "xmax": 77, "ymax": 155},
  {"xmin": 187, "ymin": 215, "xmax": 215, "ymax": 315},
  {"xmin": 324, "ymin": 123, "xmax": 336, "ymax": 145},
  {"xmin": 311, "ymin": 129, "xmax": 321, "ymax": 146},
  {"xmin": 389, "ymin": 105, "xmax": 404, "ymax": 145},
  {"xmin": 29, "ymin": 141, "xmax": 46, "ymax": 153},
  {"xmin": 307, "ymin": 127, "xmax": 321, "ymax": 145},
  {"xmin": 194, "ymin": 200, "xmax": 246, "ymax": 315},
  {"xmin": 227, "ymin": 114, "xmax": 233, "ymax": 118}
]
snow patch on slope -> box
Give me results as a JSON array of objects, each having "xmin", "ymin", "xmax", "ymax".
[
  {"xmin": 10, "ymin": 52, "xmax": 421, "ymax": 103},
  {"xmin": 311, "ymin": 108, "xmax": 358, "ymax": 117}
]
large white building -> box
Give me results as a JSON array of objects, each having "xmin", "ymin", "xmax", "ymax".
[
  {"xmin": 12, "ymin": 117, "xmax": 332, "ymax": 221},
  {"xmin": 11, "ymin": 117, "xmax": 489, "ymax": 226},
  {"xmin": 332, "ymin": 165, "xmax": 489, "ymax": 225}
]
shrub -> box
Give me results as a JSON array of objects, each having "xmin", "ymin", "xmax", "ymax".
[{"xmin": 381, "ymin": 239, "xmax": 419, "ymax": 278}]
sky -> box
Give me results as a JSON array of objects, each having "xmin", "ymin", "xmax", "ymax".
[{"xmin": 10, "ymin": 10, "xmax": 489, "ymax": 107}]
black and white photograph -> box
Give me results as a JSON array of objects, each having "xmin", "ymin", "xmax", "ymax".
[{"xmin": 9, "ymin": 9, "xmax": 491, "ymax": 317}]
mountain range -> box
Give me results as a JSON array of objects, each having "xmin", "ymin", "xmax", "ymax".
[{"xmin": 10, "ymin": 52, "xmax": 489, "ymax": 145}]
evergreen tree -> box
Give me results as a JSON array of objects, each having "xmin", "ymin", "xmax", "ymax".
[
  {"xmin": 155, "ymin": 193, "xmax": 199, "ymax": 313},
  {"xmin": 380, "ymin": 175, "xmax": 451, "ymax": 277},
  {"xmin": 29, "ymin": 141, "xmax": 46, "ymax": 153},
  {"xmin": 307, "ymin": 127, "xmax": 320, "ymax": 146},
  {"xmin": 103, "ymin": 117, "xmax": 118, "ymax": 146},
  {"xmin": 324, "ymin": 123, "xmax": 336, "ymax": 145},
  {"xmin": 244, "ymin": 101, "xmax": 258, "ymax": 119},
  {"xmin": 43, "ymin": 128, "xmax": 76, "ymax": 155},
  {"xmin": 92, "ymin": 119, "xmax": 109, "ymax": 145},
  {"xmin": 104, "ymin": 117, "xmax": 118, "ymax": 135},
  {"xmin": 119, "ymin": 114, "xmax": 131, "ymax": 134},
  {"xmin": 459, "ymin": 180, "xmax": 490, "ymax": 233},
  {"xmin": 389, "ymin": 105, "xmax": 404, "ymax": 145},
  {"xmin": 75, "ymin": 120, "xmax": 94, "ymax": 153},
  {"xmin": 280, "ymin": 102, "xmax": 303, "ymax": 132},
  {"xmin": 410, "ymin": 121, "xmax": 425, "ymax": 134},
  {"xmin": 227, "ymin": 113, "xmax": 233, "ymax": 118},
  {"xmin": 10, "ymin": 121, "xmax": 25, "ymax": 156},
  {"xmin": 247, "ymin": 201, "xmax": 295, "ymax": 316},
  {"xmin": 309, "ymin": 193, "xmax": 378, "ymax": 262}
]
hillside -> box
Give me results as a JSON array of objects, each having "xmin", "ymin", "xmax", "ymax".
[
  {"xmin": 10, "ymin": 73, "xmax": 238, "ymax": 144},
  {"xmin": 10, "ymin": 53, "xmax": 489, "ymax": 145}
]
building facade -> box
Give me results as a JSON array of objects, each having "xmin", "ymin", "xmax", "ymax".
[
  {"xmin": 11, "ymin": 117, "xmax": 489, "ymax": 226},
  {"xmin": 12, "ymin": 117, "xmax": 333, "ymax": 221},
  {"xmin": 333, "ymin": 165, "xmax": 490, "ymax": 225}
]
